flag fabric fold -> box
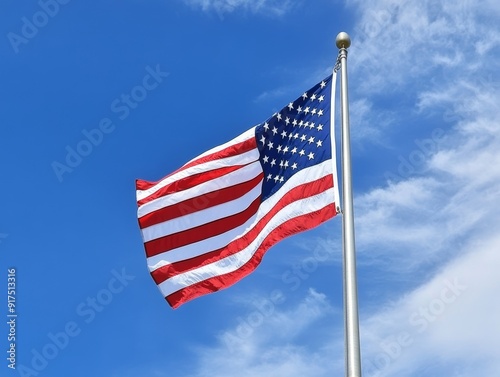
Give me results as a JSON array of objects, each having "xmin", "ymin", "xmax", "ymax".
[{"xmin": 136, "ymin": 71, "xmax": 339, "ymax": 308}]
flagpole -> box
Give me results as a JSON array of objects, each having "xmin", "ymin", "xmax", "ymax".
[{"xmin": 336, "ymin": 32, "xmax": 362, "ymax": 377}]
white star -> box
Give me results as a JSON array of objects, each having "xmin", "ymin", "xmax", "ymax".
[
  {"xmin": 270, "ymin": 159, "xmax": 276, "ymax": 167},
  {"xmin": 288, "ymin": 102, "xmax": 294, "ymax": 111},
  {"xmin": 277, "ymin": 145, "xmax": 282, "ymax": 153},
  {"xmin": 285, "ymin": 117, "xmax": 290, "ymax": 125},
  {"xmin": 291, "ymin": 147, "xmax": 298, "ymax": 154},
  {"xmin": 320, "ymin": 81, "xmax": 326, "ymax": 88},
  {"xmin": 300, "ymin": 134, "xmax": 307, "ymax": 142},
  {"xmin": 308, "ymin": 152, "xmax": 315, "ymax": 160},
  {"xmin": 288, "ymin": 133, "xmax": 293, "ymax": 140},
  {"xmin": 274, "ymin": 175, "xmax": 280, "ymax": 182},
  {"xmin": 297, "ymin": 106, "xmax": 303, "ymax": 113},
  {"xmin": 277, "ymin": 113, "xmax": 282, "ymax": 121},
  {"xmin": 283, "ymin": 146, "xmax": 289, "ymax": 153},
  {"xmin": 299, "ymin": 120, "xmax": 304, "ymax": 127},
  {"xmin": 292, "ymin": 119, "xmax": 298, "ymax": 126},
  {"xmin": 302, "ymin": 92, "xmax": 308, "ymax": 100},
  {"xmin": 260, "ymin": 135, "xmax": 266, "ymax": 145},
  {"xmin": 291, "ymin": 162, "xmax": 298, "ymax": 170},
  {"xmin": 267, "ymin": 174, "xmax": 273, "ymax": 181},
  {"xmin": 293, "ymin": 133, "xmax": 299, "ymax": 139},
  {"xmin": 318, "ymin": 95, "xmax": 325, "ymax": 102},
  {"xmin": 308, "ymin": 122, "xmax": 315, "ymax": 129},
  {"xmin": 279, "ymin": 160, "xmax": 284, "ymax": 168},
  {"xmin": 299, "ymin": 149, "xmax": 305, "ymax": 156},
  {"xmin": 310, "ymin": 93, "xmax": 317, "ymax": 101},
  {"xmin": 317, "ymin": 124, "xmax": 323, "ymax": 131},
  {"xmin": 304, "ymin": 107, "xmax": 310, "ymax": 114},
  {"xmin": 279, "ymin": 176, "xmax": 284, "ymax": 183},
  {"xmin": 308, "ymin": 136, "xmax": 315, "ymax": 144},
  {"xmin": 281, "ymin": 130, "xmax": 287, "ymax": 138},
  {"xmin": 272, "ymin": 126, "xmax": 278, "ymax": 135},
  {"xmin": 317, "ymin": 109, "xmax": 324, "ymax": 116},
  {"xmin": 267, "ymin": 141, "xmax": 274, "ymax": 149},
  {"xmin": 316, "ymin": 140, "xmax": 323, "ymax": 147},
  {"xmin": 263, "ymin": 122, "xmax": 269, "ymax": 131},
  {"xmin": 284, "ymin": 160, "xmax": 289, "ymax": 168},
  {"xmin": 263, "ymin": 155, "xmax": 269, "ymax": 163},
  {"xmin": 311, "ymin": 108, "xmax": 317, "ymax": 115}
]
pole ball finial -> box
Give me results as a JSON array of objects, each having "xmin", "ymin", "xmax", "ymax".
[{"xmin": 336, "ymin": 32, "xmax": 351, "ymax": 49}]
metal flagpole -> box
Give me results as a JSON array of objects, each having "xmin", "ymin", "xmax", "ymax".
[{"xmin": 336, "ymin": 32, "xmax": 362, "ymax": 377}]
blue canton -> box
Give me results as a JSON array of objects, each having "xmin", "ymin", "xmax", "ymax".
[{"xmin": 255, "ymin": 75, "xmax": 333, "ymax": 201}]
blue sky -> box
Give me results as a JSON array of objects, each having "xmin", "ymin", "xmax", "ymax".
[{"xmin": 1, "ymin": 0, "xmax": 500, "ymax": 376}]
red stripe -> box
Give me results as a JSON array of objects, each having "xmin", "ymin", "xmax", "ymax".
[
  {"xmin": 138, "ymin": 165, "xmax": 245, "ymax": 207},
  {"xmin": 165, "ymin": 203, "xmax": 336, "ymax": 308},
  {"xmin": 144, "ymin": 195, "xmax": 262, "ymax": 257},
  {"xmin": 150, "ymin": 174, "xmax": 334, "ymax": 285},
  {"xmin": 139, "ymin": 173, "xmax": 264, "ymax": 229},
  {"xmin": 136, "ymin": 137, "xmax": 257, "ymax": 192}
]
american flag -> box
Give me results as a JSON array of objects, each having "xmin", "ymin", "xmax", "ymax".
[{"xmin": 136, "ymin": 72, "xmax": 339, "ymax": 308}]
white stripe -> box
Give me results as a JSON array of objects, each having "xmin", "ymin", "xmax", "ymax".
[
  {"xmin": 136, "ymin": 128, "xmax": 257, "ymax": 201},
  {"xmin": 138, "ymin": 161, "xmax": 263, "ymax": 218},
  {"xmin": 137, "ymin": 148, "xmax": 259, "ymax": 202},
  {"xmin": 147, "ymin": 211, "xmax": 259, "ymax": 270},
  {"xmin": 329, "ymin": 70, "xmax": 341, "ymax": 213},
  {"xmin": 157, "ymin": 187, "xmax": 335, "ymax": 297},
  {"xmin": 147, "ymin": 159, "xmax": 333, "ymax": 268},
  {"xmin": 141, "ymin": 179, "xmax": 263, "ymax": 242}
]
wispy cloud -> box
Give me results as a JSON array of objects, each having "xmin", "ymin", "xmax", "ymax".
[
  {"xmin": 183, "ymin": 0, "xmax": 297, "ymax": 17},
  {"xmin": 349, "ymin": 0, "xmax": 500, "ymax": 94},
  {"xmin": 253, "ymin": 88, "xmax": 288, "ymax": 103},
  {"xmin": 342, "ymin": 0, "xmax": 500, "ymax": 375},
  {"xmin": 359, "ymin": 233, "xmax": 500, "ymax": 376},
  {"xmin": 189, "ymin": 289, "xmax": 340, "ymax": 377}
]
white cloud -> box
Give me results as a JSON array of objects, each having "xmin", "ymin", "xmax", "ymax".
[
  {"xmin": 183, "ymin": 0, "xmax": 296, "ymax": 17},
  {"xmin": 341, "ymin": 0, "xmax": 500, "ymax": 375},
  {"xmin": 349, "ymin": 98, "xmax": 396, "ymax": 144},
  {"xmin": 360, "ymin": 233, "xmax": 500, "ymax": 377},
  {"xmin": 189, "ymin": 289, "xmax": 341, "ymax": 377},
  {"xmin": 348, "ymin": 0, "xmax": 500, "ymax": 94}
]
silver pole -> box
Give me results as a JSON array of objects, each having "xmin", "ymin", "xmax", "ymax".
[{"xmin": 336, "ymin": 32, "xmax": 362, "ymax": 377}]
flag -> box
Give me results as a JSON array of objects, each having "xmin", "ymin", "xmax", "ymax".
[{"xmin": 136, "ymin": 72, "xmax": 340, "ymax": 308}]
